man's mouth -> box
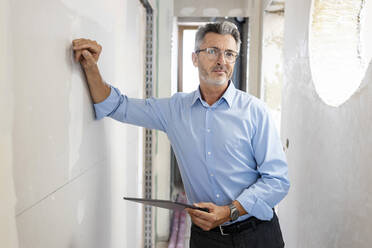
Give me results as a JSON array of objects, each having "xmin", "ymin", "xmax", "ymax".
[
  {"xmin": 212, "ymin": 65, "xmax": 226, "ymax": 74},
  {"xmin": 212, "ymin": 69, "xmax": 225, "ymax": 73},
  {"xmin": 213, "ymin": 71, "xmax": 226, "ymax": 77}
]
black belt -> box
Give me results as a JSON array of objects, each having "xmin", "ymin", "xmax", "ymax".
[{"xmin": 193, "ymin": 216, "xmax": 266, "ymax": 236}]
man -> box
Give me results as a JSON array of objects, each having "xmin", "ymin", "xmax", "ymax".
[{"xmin": 72, "ymin": 21, "xmax": 289, "ymax": 248}]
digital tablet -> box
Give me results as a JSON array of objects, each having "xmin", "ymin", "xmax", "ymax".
[{"xmin": 124, "ymin": 197, "xmax": 209, "ymax": 212}]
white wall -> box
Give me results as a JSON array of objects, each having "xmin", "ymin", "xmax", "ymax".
[
  {"xmin": 279, "ymin": 0, "xmax": 372, "ymax": 247},
  {"xmin": 1, "ymin": 0, "xmax": 147, "ymax": 247}
]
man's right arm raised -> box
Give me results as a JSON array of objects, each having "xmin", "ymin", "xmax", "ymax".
[{"xmin": 72, "ymin": 39, "xmax": 169, "ymax": 132}]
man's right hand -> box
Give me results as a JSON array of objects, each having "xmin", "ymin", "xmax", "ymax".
[
  {"xmin": 72, "ymin": 38, "xmax": 102, "ymax": 70},
  {"xmin": 71, "ymin": 38, "xmax": 110, "ymax": 103}
]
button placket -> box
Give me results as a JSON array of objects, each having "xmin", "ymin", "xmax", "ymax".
[
  {"xmin": 205, "ymin": 107, "xmax": 216, "ymax": 185},
  {"xmin": 207, "ymin": 107, "xmax": 222, "ymax": 203},
  {"xmin": 205, "ymin": 108, "xmax": 211, "ymax": 161}
]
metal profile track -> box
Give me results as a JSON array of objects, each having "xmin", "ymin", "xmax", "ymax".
[{"xmin": 139, "ymin": 0, "xmax": 154, "ymax": 247}]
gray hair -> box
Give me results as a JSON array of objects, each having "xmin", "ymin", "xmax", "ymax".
[{"xmin": 194, "ymin": 21, "xmax": 241, "ymax": 53}]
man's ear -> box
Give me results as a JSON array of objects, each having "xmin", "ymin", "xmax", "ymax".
[{"xmin": 192, "ymin": 52, "xmax": 198, "ymax": 67}]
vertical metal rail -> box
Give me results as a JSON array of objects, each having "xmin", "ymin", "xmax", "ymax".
[{"xmin": 139, "ymin": 0, "xmax": 154, "ymax": 247}]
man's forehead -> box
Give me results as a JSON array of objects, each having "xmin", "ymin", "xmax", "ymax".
[{"xmin": 200, "ymin": 32, "xmax": 237, "ymax": 50}]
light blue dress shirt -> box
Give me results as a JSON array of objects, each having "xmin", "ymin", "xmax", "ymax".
[{"xmin": 94, "ymin": 81, "xmax": 290, "ymax": 222}]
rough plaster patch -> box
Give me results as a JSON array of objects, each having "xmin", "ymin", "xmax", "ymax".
[
  {"xmin": 77, "ymin": 198, "xmax": 85, "ymax": 225},
  {"xmin": 179, "ymin": 7, "xmax": 196, "ymax": 16},
  {"xmin": 359, "ymin": 0, "xmax": 372, "ymax": 72},
  {"xmin": 227, "ymin": 9, "xmax": 244, "ymax": 17},
  {"xmin": 202, "ymin": 8, "xmax": 220, "ymax": 17}
]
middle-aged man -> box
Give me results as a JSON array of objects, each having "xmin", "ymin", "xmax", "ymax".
[{"xmin": 72, "ymin": 21, "xmax": 290, "ymax": 248}]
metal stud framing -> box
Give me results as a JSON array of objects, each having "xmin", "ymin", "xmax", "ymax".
[{"xmin": 139, "ymin": 0, "xmax": 154, "ymax": 247}]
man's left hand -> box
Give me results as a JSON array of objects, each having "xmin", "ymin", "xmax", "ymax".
[{"xmin": 186, "ymin": 202, "xmax": 230, "ymax": 231}]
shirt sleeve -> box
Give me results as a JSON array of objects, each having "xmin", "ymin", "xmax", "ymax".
[
  {"xmin": 236, "ymin": 106, "xmax": 290, "ymax": 220},
  {"xmin": 93, "ymin": 85, "xmax": 169, "ymax": 132}
]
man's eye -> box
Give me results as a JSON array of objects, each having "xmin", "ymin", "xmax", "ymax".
[
  {"xmin": 225, "ymin": 52, "xmax": 234, "ymax": 58},
  {"xmin": 208, "ymin": 49, "xmax": 217, "ymax": 55}
]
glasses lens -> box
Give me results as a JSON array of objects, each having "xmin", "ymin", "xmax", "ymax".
[
  {"xmin": 225, "ymin": 51, "xmax": 236, "ymax": 62},
  {"xmin": 201, "ymin": 48, "xmax": 237, "ymax": 63},
  {"xmin": 206, "ymin": 48, "xmax": 217, "ymax": 56}
]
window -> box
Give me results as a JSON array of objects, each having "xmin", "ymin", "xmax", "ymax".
[{"xmin": 178, "ymin": 26, "xmax": 199, "ymax": 93}]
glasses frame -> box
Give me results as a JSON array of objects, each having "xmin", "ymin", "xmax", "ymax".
[{"xmin": 195, "ymin": 47, "xmax": 239, "ymax": 64}]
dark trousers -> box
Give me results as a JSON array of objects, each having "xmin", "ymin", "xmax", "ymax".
[{"xmin": 190, "ymin": 213, "xmax": 285, "ymax": 248}]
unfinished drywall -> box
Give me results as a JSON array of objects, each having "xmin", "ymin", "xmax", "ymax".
[
  {"xmin": 0, "ymin": 0, "xmax": 18, "ymax": 247},
  {"xmin": 279, "ymin": 0, "xmax": 372, "ymax": 247},
  {"xmin": 1, "ymin": 0, "xmax": 146, "ymax": 247}
]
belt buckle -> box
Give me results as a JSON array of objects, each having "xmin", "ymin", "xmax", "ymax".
[{"xmin": 219, "ymin": 225, "xmax": 229, "ymax": 236}]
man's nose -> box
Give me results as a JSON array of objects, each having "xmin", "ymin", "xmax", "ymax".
[{"xmin": 216, "ymin": 51, "xmax": 226, "ymax": 64}]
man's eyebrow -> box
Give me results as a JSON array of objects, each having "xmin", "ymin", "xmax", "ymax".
[{"xmin": 210, "ymin": 46, "xmax": 237, "ymax": 52}]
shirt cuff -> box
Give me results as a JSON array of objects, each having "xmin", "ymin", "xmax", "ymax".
[
  {"xmin": 93, "ymin": 86, "xmax": 120, "ymax": 120},
  {"xmin": 236, "ymin": 191, "xmax": 273, "ymax": 221}
]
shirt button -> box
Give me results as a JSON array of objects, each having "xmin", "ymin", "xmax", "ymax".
[
  {"xmin": 208, "ymin": 152, "xmax": 211, "ymax": 155},
  {"xmin": 210, "ymin": 174, "xmax": 214, "ymax": 177},
  {"xmin": 216, "ymin": 194, "xmax": 220, "ymax": 198},
  {"xmin": 207, "ymin": 129, "xmax": 211, "ymax": 132}
]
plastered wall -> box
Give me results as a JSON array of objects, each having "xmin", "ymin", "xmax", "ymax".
[
  {"xmin": 1, "ymin": 0, "xmax": 147, "ymax": 247},
  {"xmin": 279, "ymin": 0, "xmax": 372, "ymax": 247},
  {"xmin": 174, "ymin": 0, "xmax": 250, "ymax": 17}
]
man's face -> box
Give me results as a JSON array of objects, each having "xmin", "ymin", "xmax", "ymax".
[{"xmin": 192, "ymin": 32, "xmax": 238, "ymax": 86}]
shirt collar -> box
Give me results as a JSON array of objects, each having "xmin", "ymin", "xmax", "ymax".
[
  {"xmin": 221, "ymin": 81, "xmax": 236, "ymax": 108},
  {"xmin": 191, "ymin": 80, "xmax": 236, "ymax": 108},
  {"xmin": 191, "ymin": 87, "xmax": 201, "ymax": 106}
]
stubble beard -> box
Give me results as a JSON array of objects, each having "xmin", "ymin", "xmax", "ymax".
[{"xmin": 199, "ymin": 67, "xmax": 229, "ymax": 86}]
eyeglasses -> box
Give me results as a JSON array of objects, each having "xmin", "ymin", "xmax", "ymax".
[{"xmin": 195, "ymin": 47, "xmax": 239, "ymax": 63}]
